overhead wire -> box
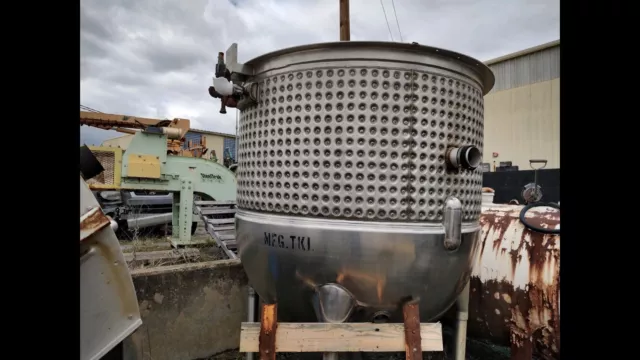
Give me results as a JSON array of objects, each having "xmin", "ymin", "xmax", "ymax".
[
  {"xmin": 390, "ymin": 0, "xmax": 404, "ymax": 42},
  {"xmin": 80, "ymin": 104, "xmax": 102, "ymax": 113},
  {"xmin": 379, "ymin": 0, "xmax": 394, "ymax": 41}
]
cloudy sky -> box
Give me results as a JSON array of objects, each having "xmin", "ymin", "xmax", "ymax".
[{"xmin": 80, "ymin": 0, "xmax": 559, "ymax": 146}]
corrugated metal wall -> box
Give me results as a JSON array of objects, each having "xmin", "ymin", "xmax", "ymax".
[
  {"xmin": 487, "ymin": 46, "xmax": 560, "ymax": 93},
  {"xmin": 223, "ymin": 137, "xmax": 236, "ymax": 160},
  {"xmin": 484, "ymin": 78, "xmax": 560, "ymax": 170},
  {"xmin": 183, "ymin": 132, "xmax": 203, "ymax": 149},
  {"xmin": 483, "ymin": 44, "xmax": 560, "ymax": 170}
]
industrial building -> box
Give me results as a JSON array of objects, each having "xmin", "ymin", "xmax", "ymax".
[
  {"xmin": 102, "ymin": 128, "xmax": 237, "ymax": 164},
  {"xmin": 482, "ymin": 40, "xmax": 560, "ymax": 171}
]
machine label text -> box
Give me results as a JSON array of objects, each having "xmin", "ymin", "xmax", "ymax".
[
  {"xmin": 201, "ymin": 173, "xmax": 223, "ymax": 182},
  {"xmin": 263, "ymin": 232, "xmax": 312, "ymax": 251}
]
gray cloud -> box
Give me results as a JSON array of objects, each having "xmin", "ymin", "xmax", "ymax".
[{"xmin": 80, "ymin": 0, "xmax": 559, "ymax": 145}]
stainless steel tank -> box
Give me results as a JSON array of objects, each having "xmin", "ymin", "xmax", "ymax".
[{"xmin": 230, "ymin": 41, "xmax": 495, "ymax": 322}]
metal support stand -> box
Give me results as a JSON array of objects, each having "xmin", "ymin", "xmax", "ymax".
[
  {"xmin": 246, "ymin": 287, "xmax": 258, "ymax": 360},
  {"xmin": 259, "ymin": 303, "xmax": 277, "ymax": 360},
  {"xmin": 171, "ymin": 179, "xmax": 194, "ymax": 247},
  {"xmin": 194, "ymin": 200, "xmax": 238, "ymax": 254},
  {"xmin": 402, "ymin": 298, "xmax": 422, "ymax": 360},
  {"xmin": 239, "ymin": 287, "xmax": 444, "ymax": 358},
  {"xmin": 454, "ymin": 282, "xmax": 470, "ymax": 360}
]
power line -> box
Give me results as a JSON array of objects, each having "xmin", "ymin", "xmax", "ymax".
[
  {"xmin": 379, "ymin": 0, "xmax": 394, "ymax": 41},
  {"xmin": 80, "ymin": 104, "xmax": 102, "ymax": 113},
  {"xmin": 390, "ymin": 0, "xmax": 403, "ymax": 42}
]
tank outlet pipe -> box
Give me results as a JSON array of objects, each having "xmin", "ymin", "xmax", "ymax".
[
  {"xmin": 312, "ymin": 283, "xmax": 357, "ymax": 360},
  {"xmin": 454, "ymin": 282, "xmax": 470, "ymax": 360},
  {"xmin": 446, "ymin": 145, "xmax": 482, "ymax": 170},
  {"xmin": 246, "ymin": 287, "xmax": 257, "ymax": 360},
  {"xmin": 443, "ymin": 197, "xmax": 462, "ymax": 251}
]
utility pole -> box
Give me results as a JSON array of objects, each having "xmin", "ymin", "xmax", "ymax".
[{"xmin": 340, "ymin": 0, "xmax": 350, "ymax": 41}]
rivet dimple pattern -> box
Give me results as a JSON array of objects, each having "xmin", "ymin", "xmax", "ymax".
[{"xmin": 236, "ymin": 68, "xmax": 485, "ymax": 222}]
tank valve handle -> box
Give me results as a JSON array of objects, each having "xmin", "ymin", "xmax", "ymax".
[
  {"xmin": 208, "ymin": 52, "xmax": 241, "ymax": 114},
  {"xmin": 209, "ymin": 50, "xmax": 256, "ymax": 114},
  {"xmin": 443, "ymin": 197, "xmax": 462, "ymax": 251},
  {"xmin": 446, "ymin": 145, "xmax": 482, "ymax": 170}
]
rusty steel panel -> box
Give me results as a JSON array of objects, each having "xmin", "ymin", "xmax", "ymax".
[
  {"xmin": 469, "ymin": 204, "xmax": 560, "ymax": 360},
  {"xmin": 80, "ymin": 206, "xmax": 110, "ymax": 243}
]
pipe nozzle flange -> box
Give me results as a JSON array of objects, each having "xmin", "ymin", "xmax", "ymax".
[{"xmin": 446, "ymin": 145, "xmax": 482, "ymax": 170}]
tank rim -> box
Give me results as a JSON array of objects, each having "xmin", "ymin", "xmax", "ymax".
[{"xmin": 244, "ymin": 41, "xmax": 495, "ymax": 95}]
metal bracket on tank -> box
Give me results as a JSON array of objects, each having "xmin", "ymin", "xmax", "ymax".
[
  {"xmin": 221, "ymin": 43, "xmax": 259, "ymax": 111},
  {"xmin": 226, "ymin": 43, "xmax": 255, "ymax": 82},
  {"xmin": 443, "ymin": 197, "xmax": 462, "ymax": 251}
]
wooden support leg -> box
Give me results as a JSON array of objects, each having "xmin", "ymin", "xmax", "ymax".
[
  {"xmin": 403, "ymin": 299, "xmax": 422, "ymax": 360},
  {"xmin": 259, "ymin": 303, "xmax": 277, "ymax": 360}
]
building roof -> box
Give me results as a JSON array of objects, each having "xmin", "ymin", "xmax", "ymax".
[
  {"xmin": 190, "ymin": 128, "xmax": 236, "ymax": 138},
  {"xmin": 484, "ymin": 39, "xmax": 560, "ymax": 66}
]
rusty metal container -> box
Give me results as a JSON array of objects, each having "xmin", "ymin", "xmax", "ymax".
[{"xmin": 468, "ymin": 204, "xmax": 560, "ymax": 360}]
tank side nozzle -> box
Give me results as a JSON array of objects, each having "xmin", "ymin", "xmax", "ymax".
[
  {"xmin": 446, "ymin": 145, "xmax": 482, "ymax": 170},
  {"xmin": 443, "ymin": 197, "xmax": 462, "ymax": 251}
]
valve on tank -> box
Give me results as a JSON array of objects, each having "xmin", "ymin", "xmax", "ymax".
[
  {"xmin": 445, "ymin": 145, "xmax": 482, "ymax": 170},
  {"xmin": 208, "ymin": 52, "xmax": 250, "ymax": 114}
]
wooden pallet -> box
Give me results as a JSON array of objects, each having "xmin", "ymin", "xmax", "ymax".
[
  {"xmin": 194, "ymin": 200, "xmax": 237, "ymax": 259},
  {"xmin": 240, "ymin": 301, "xmax": 443, "ymax": 359}
]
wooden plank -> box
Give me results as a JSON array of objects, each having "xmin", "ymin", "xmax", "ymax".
[
  {"xmin": 124, "ymin": 248, "xmax": 200, "ymax": 262},
  {"xmin": 207, "ymin": 218, "xmax": 235, "ymax": 225},
  {"xmin": 218, "ymin": 234, "xmax": 236, "ymax": 241},
  {"xmin": 259, "ymin": 304, "xmax": 277, "ymax": 360},
  {"xmin": 240, "ymin": 322, "xmax": 443, "ymax": 352},
  {"xmin": 403, "ymin": 302, "xmax": 422, "ymax": 360},
  {"xmin": 200, "ymin": 208, "xmax": 237, "ymax": 215},
  {"xmin": 225, "ymin": 240, "xmax": 237, "ymax": 248},
  {"xmin": 195, "ymin": 200, "xmax": 236, "ymax": 206}
]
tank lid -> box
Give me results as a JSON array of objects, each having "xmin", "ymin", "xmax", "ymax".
[{"xmin": 244, "ymin": 41, "xmax": 495, "ymax": 94}]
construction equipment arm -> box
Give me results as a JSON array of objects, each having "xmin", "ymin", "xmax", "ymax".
[{"xmin": 80, "ymin": 111, "xmax": 191, "ymax": 140}]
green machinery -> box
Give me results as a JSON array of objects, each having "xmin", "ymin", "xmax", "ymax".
[{"xmin": 81, "ymin": 115, "xmax": 238, "ymax": 247}]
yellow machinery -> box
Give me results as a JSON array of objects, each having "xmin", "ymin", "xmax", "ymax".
[
  {"xmin": 80, "ymin": 111, "xmax": 237, "ymax": 247},
  {"xmin": 83, "ymin": 111, "xmax": 210, "ymax": 158}
]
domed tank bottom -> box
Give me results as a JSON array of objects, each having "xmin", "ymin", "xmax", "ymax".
[{"xmin": 237, "ymin": 209, "xmax": 481, "ymax": 322}]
